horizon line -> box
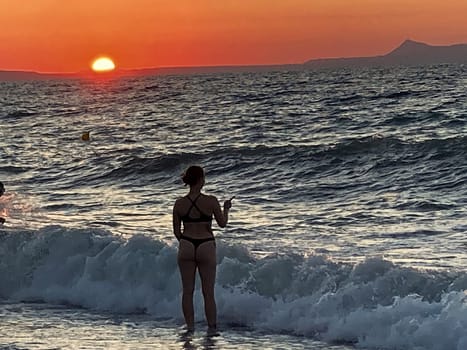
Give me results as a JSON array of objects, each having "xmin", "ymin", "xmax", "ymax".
[
  {"xmin": 1, "ymin": 39, "xmax": 466, "ymax": 76},
  {"xmin": 0, "ymin": 63, "xmax": 303, "ymax": 76}
]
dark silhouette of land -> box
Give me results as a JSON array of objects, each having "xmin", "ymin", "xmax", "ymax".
[
  {"xmin": 1, "ymin": 40, "xmax": 466, "ymax": 81},
  {"xmin": 0, "ymin": 65, "xmax": 300, "ymax": 81},
  {"xmin": 0, "ymin": 70, "xmax": 65, "ymax": 81},
  {"xmin": 304, "ymin": 39, "xmax": 467, "ymax": 68}
]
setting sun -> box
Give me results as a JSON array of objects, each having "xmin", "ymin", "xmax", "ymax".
[{"xmin": 91, "ymin": 57, "xmax": 116, "ymax": 72}]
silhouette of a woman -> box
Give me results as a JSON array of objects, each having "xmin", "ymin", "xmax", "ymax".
[{"xmin": 172, "ymin": 166, "xmax": 232, "ymax": 332}]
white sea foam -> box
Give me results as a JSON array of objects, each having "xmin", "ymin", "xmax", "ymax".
[{"xmin": 1, "ymin": 226, "xmax": 466, "ymax": 350}]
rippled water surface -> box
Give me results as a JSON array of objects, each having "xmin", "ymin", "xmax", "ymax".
[
  {"xmin": 1, "ymin": 65, "xmax": 467, "ymax": 349},
  {"xmin": 2, "ymin": 65, "xmax": 466, "ymax": 267},
  {"xmin": 0, "ymin": 303, "xmax": 353, "ymax": 350}
]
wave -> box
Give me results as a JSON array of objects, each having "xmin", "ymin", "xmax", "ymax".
[
  {"xmin": 2, "ymin": 110, "xmax": 38, "ymax": 119},
  {"xmin": 104, "ymin": 154, "xmax": 192, "ymax": 179},
  {"xmin": 102, "ymin": 145, "xmax": 284, "ymax": 180},
  {"xmin": 0, "ymin": 165, "xmax": 30, "ymax": 174},
  {"xmin": 1, "ymin": 226, "xmax": 466, "ymax": 349},
  {"xmin": 102, "ymin": 135, "xmax": 467, "ymax": 180},
  {"xmin": 376, "ymin": 90, "xmax": 413, "ymax": 99},
  {"xmin": 318, "ymin": 89, "xmax": 421, "ymax": 106},
  {"xmin": 328, "ymin": 134, "xmax": 467, "ymax": 158}
]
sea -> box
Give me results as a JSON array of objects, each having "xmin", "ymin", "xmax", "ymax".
[{"xmin": 0, "ymin": 64, "xmax": 466, "ymax": 350}]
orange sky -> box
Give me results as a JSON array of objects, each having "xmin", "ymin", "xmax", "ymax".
[{"xmin": 1, "ymin": 0, "xmax": 466, "ymax": 73}]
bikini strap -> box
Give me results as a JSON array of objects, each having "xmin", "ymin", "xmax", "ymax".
[
  {"xmin": 185, "ymin": 194, "xmax": 202, "ymax": 216},
  {"xmin": 186, "ymin": 193, "xmax": 201, "ymax": 205}
]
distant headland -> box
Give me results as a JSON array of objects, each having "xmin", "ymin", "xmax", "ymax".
[
  {"xmin": 1, "ymin": 40, "xmax": 466, "ymax": 81},
  {"xmin": 304, "ymin": 39, "xmax": 467, "ymax": 69}
]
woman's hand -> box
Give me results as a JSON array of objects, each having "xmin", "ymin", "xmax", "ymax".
[{"xmin": 223, "ymin": 196, "xmax": 234, "ymax": 210}]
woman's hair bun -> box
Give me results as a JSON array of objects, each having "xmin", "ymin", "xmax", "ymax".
[{"xmin": 182, "ymin": 165, "xmax": 204, "ymax": 186}]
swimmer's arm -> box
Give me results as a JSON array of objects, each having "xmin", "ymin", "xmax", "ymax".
[{"xmin": 172, "ymin": 202, "xmax": 182, "ymax": 241}]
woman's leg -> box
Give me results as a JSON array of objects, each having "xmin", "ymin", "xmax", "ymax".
[
  {"xmin": 178, "ymin": 240, "xmax": 197, "ymax": 330},
  {"xmin": 196, "ymin": 241, "xmax": 217, "ymax": 329}
]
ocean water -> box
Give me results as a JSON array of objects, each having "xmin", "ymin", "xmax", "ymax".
[{"xmin": 0, "ymin": 64, "xmax": 466, "ymax": 349}]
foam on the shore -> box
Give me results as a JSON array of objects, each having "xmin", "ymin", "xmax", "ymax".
[{"xmin": 1, "ymin": 226, "xmax": 466, "ymax": 349}]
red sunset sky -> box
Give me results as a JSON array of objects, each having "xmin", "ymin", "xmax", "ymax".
[{"xmin": 1, "ymin": 0, "xmax": 466, "ymax": 73}]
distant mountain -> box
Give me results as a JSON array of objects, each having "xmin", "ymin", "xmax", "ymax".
[
  {"xmin": 0, "ymin": 65, "xmax": 299, "ymax": 81},
  {"xmin": 304, "ymin": 40, "xmax": 467, "ymax": 68},
  {"xmin": 0, "ymin": 70, "xmax": 68, "ymax": 81},
  {"xmin": 116, "ymin": 64, "xmax": 300, "ymax": 77}
]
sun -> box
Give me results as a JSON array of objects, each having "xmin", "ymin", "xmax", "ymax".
[{"xmin": 91, "ymin": 57, "xmax": 116, "ymax": 72}]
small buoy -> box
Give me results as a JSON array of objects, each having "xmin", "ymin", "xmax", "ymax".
[{"xmin": 81, "ymin": 131, "xmax": 90, "ymax": 141}]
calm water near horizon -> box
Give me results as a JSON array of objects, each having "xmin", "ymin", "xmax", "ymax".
[{"xmin": 1, "ymin": 64, "xmax": 466, "ymax": 349}]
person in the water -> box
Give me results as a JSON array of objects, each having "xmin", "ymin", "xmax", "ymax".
[{"xmin": 172, "ymin": 165, "xmax": 232, "ymax": 333}]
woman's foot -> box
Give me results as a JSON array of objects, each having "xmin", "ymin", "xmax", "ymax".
[{"xmin": 207, "ymin": 326, "xmax": 219, "ymax": 336}]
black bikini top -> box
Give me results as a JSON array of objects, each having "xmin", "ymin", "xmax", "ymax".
[{"xmin": 181, "ymin": 194, "xmax": 212, "ymax": 223}]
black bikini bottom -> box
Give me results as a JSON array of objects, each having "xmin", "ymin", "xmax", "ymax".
[{"xmin": 180, "ymin": 235, "xmax": 215, "ymax": 250}]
